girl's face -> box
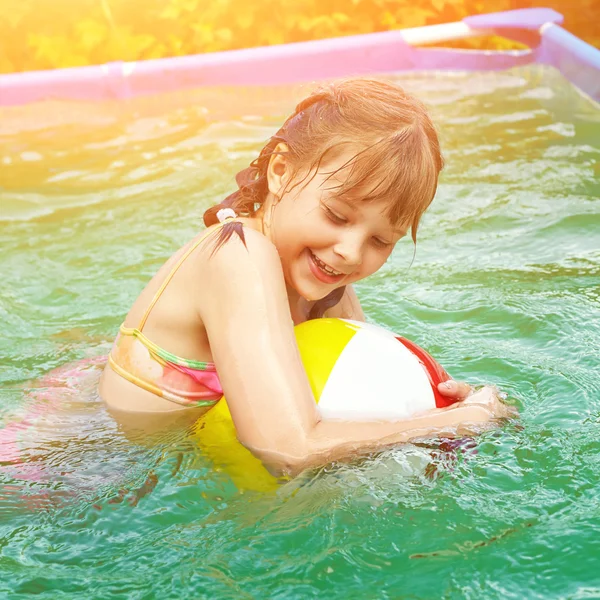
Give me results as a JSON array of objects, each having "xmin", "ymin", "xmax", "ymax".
[{"xmin": 268, "ymin": 149, "xmax": 408, "ymax": 302}]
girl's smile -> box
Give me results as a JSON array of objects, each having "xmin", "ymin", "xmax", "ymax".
[{"xmin": 307, "ymin": 249, "xmax": 347, "ymax": 284}]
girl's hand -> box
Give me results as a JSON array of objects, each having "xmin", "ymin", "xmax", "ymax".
[
  {"xmin": 437, "ymin": 379, "xmax": 472, "ymax": 400},
  {"xmin": 454, "ymin": 385, "xmax": 516, "ymax": 422},
  {"xmin": 438, "ymin": 380, "xmax": 515, "ymax": 420}
]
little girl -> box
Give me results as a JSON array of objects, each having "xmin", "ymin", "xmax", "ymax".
[{"xmin": 99, "ymin": 78, "xmax": 509, "ymax": 474}]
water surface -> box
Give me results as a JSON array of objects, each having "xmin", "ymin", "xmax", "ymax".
[{"xmin": 1, "ymin": 66, "xmax": 599, "ymax": 599}]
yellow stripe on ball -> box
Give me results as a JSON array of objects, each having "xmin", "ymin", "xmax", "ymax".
[{"xmin": 294, "ymin": 318, "xmax": 358, "ymax": 402}]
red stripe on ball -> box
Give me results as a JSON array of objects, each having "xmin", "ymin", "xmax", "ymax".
[{"xmin": 395, "ymin": 337, "xmax": 456, "ymax": 408}]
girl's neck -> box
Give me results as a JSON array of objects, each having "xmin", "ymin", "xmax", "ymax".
[
  {"xmin": 256, "ymin": 200, "xmax": 275, "ymax": 242},
  {"xmin": 287, "ymin": 286, "xmax": 312, "ymax": 325}
]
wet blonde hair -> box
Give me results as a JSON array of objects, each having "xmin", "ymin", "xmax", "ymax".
[{"xmin": 204, "ymin": 77, "xmax": 444, "ymax": 317}]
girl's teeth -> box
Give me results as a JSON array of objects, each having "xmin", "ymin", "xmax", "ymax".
[{"xmin": 313, "ymin": 253, "xmax": 341, "ymax": 276}]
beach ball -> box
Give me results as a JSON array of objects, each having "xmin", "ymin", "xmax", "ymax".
[
  {"xmin": 296, "ymin": 318, "xmax": 454, "ymax": 418},
  {"xmin": 193, "ymin": 318, "xmax": 455, "ymax": 491}
]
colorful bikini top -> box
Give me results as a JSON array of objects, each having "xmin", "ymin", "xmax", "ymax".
[{"xmin": 108, "ymin": 213, "xmax": 236, "ymax": 408}]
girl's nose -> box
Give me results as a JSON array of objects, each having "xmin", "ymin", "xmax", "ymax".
[{"xmin": 333, "ymin": 232, "xmax": 363, "ymax": 267}]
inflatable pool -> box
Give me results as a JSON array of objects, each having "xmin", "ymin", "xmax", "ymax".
[{"xmin": 0, "ymin": 8, "xmax": 599, "ymax": 105}]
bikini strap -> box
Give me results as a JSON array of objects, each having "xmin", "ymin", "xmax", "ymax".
[{"xmin": 138, "ymin": 216, "xmax": 235, "ymax": 331}]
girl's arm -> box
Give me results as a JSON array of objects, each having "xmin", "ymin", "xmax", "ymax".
[
  {"xmin": 199, "ymin": 229, "xmax": 506, "ymax": 476},
  {"xmin": 323, "ymin": 285, "xmax": 366, "ymax": 321}
]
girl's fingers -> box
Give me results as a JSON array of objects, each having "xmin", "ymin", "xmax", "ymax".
[{"xmin": 437, "ymin": 379, "xmax": 472, "ymax": 400}]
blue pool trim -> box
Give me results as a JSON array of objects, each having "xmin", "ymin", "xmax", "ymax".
[
  {"xmin": 463, "ymin": 7, "xmax": 563, "ymax": 30},
  {"xmin": 537, "ymin": 24, "xmax": 600, "ymax": 102}
]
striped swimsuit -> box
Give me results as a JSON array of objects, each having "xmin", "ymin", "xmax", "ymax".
[{"xmin": 108, "ymin": 224, "xmax": 227, "ymax": 408}]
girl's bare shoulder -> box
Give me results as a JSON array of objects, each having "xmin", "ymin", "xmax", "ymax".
[
  {"xmin": 198, "ymin": 219, "xmax": 281, "ymax": 271},
  {"xmin": 197, "ymin": 222, "xmax": 280, "ymax": 272},
  {"xmin": 194, "ymin": 222, "xmax": 286, "ymax": 310}
]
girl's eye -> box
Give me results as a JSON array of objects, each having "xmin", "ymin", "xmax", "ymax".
[
  {"xmin": 324, "ymin": 206, "xmax": 347, "ymax": 225},
  {"xmin": 372, "ymin": 237, "xmax": 392, "ymax": 249}
]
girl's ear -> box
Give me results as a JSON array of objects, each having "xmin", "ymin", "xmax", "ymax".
[{"xmin": 266, "ymin": 143, "xmax": 290, "ymax": 199}]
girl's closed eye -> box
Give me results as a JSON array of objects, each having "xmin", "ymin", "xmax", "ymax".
[
  {"xmin": 322, "ymin": 204, "xmax": 347, "ymax": 225},
  {"xmin": 372, "ymin": 236, "xmax": 392, "ymax": 249},
  {"xmin": 322, "ymin": 202, "xmax": 393, "ymax": 248}
]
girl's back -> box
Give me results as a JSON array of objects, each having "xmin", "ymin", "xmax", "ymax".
[{"xmin": 101, "ymin": 222, "xmax": 236, "ymax": 414}]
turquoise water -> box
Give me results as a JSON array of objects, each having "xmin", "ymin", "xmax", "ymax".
[{"xmin": 1, "ymin": 66, "xmax": 599, "ymax": 598}]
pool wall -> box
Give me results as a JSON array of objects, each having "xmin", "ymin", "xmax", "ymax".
[{"xmin": 0, "ymin": 8, "xmax": 599, "ymax": 106}]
